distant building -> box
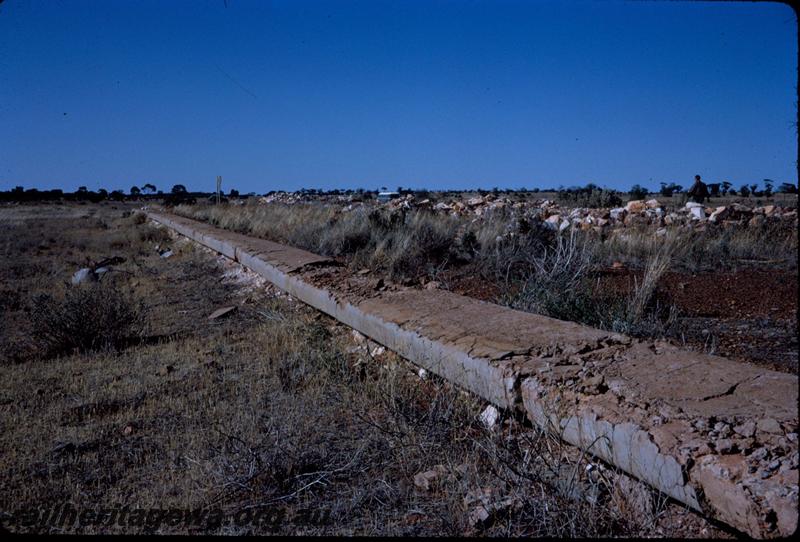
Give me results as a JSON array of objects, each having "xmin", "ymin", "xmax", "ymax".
[{"xmin": 377, "ymin": 190, "xmax": 400, "ymax": 203}]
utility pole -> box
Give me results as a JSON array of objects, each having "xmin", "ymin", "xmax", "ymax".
[{"xmin": 216, "ymin": 175, "xmax": 222, "ymax": 204}]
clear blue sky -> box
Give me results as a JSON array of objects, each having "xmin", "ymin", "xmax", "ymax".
[{"xmin": 0, "ymin": 0, "xmax": 796, "ymax": 194}]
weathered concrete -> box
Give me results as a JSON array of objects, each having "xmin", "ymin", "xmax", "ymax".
[{"xmin": 148, "ymin": 211, "xmax": 798, "ymax": 538}]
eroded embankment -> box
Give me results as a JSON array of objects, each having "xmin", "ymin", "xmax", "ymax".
[{"xmin": 147, "ymin": 210, "xmax": 798, "ymax": 538}]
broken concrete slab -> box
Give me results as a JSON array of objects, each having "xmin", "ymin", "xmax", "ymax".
[
  {"xmin": 147, "ymin": 211, "xmax": 798, "ymax": 538},
  {"xmin": 208, "ymin": 306, "xmax": 237, "ymax": 320}
]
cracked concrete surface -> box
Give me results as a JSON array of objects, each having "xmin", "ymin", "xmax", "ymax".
[{"xmin": 148, "ymin": 211, "xmax": 798, "ymax": 538}]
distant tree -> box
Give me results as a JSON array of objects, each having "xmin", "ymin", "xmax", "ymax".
[
  {"xmin": 171, "ymin": 184, "xmax": 187, "ymax": 194},
  {"xmin": 98, "ymin": 188, "xmax": 108, "ymax": 198},
  {"xmin": 142, "ymin": 183, "xmax": 157, "ymax": 194},
  {"xmin": 130, "ymin": 186, "xmax": 141, "ymax": 196},
  {"xmin": 109, "ymin": 190, "xmax": 125, "ymax": 201},
  {"xmin": 229, "ymin": 189, "xmax": 240, "ymax": 198},
  {"xmin": 750, "ymin": 183, "xmax": 759, "ymax": 197},
  {"xmin": 763, "ymin": 179, "xmax": 774, "ymax": 197},
  {"xmin": 77, "ymin": 186, "xmax": 88, "ymax": 193},
  {"xmin": 778, "ymin": 182, "xmax": 798, "ymax": 194},
  {"xmin": 629, "ymin": 184, "xmax": 648, "ymax": 200},
  {"xmin": 728, "ymin": 188, "xmax": 737, "ymax": 196},
  {"xmin": 721, "ymin": 181, "xmax": 731, "ymax": 195},
  {"xmin": 659, "ymin": 182, "xmax": 683, "ymax": 197},
  {"xmin": 739, "ymin": 184, "xmax": 750, "ymax": 197},
  {"xmin": 708, "ymin": 183, "xmax": 720, "ymax": 197}
]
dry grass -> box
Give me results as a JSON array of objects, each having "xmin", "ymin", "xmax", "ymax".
[
  {"xmin": 0, "ymin": 203, "xmax": 704, "ymax": 536},
  {"xmin": 30, "ymin": 282, "xmax": 146, "ymax": 358},
  {"xmin": 590, "ymin": 221, "xmax": 798, "ymax": 272},
  {"xmin": 626, "ymin": 231, "xmax": 680, "ymax": 322}
]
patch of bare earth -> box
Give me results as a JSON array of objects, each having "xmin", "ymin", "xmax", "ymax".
[{"xmin": 596, "ymin": 268, "xmax": 798, "ymax": 373}]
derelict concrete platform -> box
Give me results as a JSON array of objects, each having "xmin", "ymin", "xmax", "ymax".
[{"xmin": 147, "ymin": 210, "xmax": 798, "ymax": 538}]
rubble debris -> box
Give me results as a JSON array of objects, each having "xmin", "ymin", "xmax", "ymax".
[
  {"xmin": 70, "ymin": 256, "xmax": 126, "ymax": 284},
  {"xmin": 413, "ymin": 465, "xmax": 446, "ymax": 491},
  {"xmin": 253, "ymin": 190, "xmax": 798, "ymax": 238},
  {"xmin": 71, "ymin": 267, "xmax": 94, "ymax": 285},
  {"xmin": 370, "ymin": 345, "xmax": 386, "ymax": 357},
  {"xmin": 464, "ymin": 487, "xmax": 520, "ymax": 529},
  {"xmin": 479, "ymin": 405, "xmax": 500, "ymax": 430}
]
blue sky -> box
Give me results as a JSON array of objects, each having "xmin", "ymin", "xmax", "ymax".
[{"xmin": 0, "ymin": 0, "xmax": 796, "ymax": 194}]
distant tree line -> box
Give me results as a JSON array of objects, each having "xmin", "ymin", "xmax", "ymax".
[
  {"xmin": 1, "ymin": 179, "xmax": 796, "ymax": 205},
  {"xmin": 0, "ymin": 183, "xmax": 249, "ymax": 204}
]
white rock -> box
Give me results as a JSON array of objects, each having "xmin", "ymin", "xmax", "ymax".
[
  {"xmin": 370, "ymin": 346, "xmax": 386, "ymax": 357},
  {"xmin": 70, "ymin": 268, "xmax": 93, "ymax": 285},
  {"xmin": 479, "ymin": 405, "xmax": 500, "ymax": 429},
  {"xmin": 609, "ymin": 207, "xmax": 626, "ymax": 220},
  {"xmin": 689, "ymin": 206, "xmax": 706, "ymax": 220}
]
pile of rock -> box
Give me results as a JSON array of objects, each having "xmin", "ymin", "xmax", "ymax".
[
  {"xmin": 418, "ymin": 195, "xmax": 798, "ymax": 233},
  {"xmin": 256, "ymin": 190, "xmax": 797, "ymax": 234}
]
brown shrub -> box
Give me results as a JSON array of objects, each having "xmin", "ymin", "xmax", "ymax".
[{"xmin": 30, "ymin": 282, "xmax": 146, "ymax": 357}]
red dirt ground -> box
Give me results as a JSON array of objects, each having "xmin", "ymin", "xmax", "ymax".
[
  {"xmin": 440, "ymin": 264, "xmax": 798, "ymax": 373},
  {"xmin": 598, "ymin": 268, "xmax": 798, "ymax": 373}
]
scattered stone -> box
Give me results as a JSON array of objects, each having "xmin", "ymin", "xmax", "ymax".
[
  {"xmin": 749, "ymin": 447, "xmax": 770, "ymax": 461},
  {"xmin": 159, "ymin": 365, "xmax": 175, "ymax": 376},
  {"xmin": 693, "ymin": 419, "xmax": 709, "ymax": 431},
  {"xmin": 715, "ymin": 439, "xmax": 737, "ymax": 454},
  {"xmin": 757, "ymin": 418, "xmax": 783, "ymax": 435},
  {"xmin": 713, "ymin": 422, "xmax": 732, "ymax": 438},
  {"xmin": 734, "ymin": 421, "xmax": 756, "ymax": 438},
  {"xmin": 626, "ymin": 200, "xmax": 646, "ymax": 213},
  {"xmin": 71, "ymin": 268, "xmax": 95, "ymax": 285},
  {"xmin": 424, "ymin": 280, "xmax": 441, "ymax": 290},
  {"xmin": 464, "ymin": 487, "xmax": 519, "ymax": 529},
  {"xmin": 414, "ymin": 465, "xmax": 446, "ymax": 491},
  {"xmin": 479, "ymin": 405, "xmax": 500, "ymax": 430},
  {"xmin": 370, "ymin": 345, "xmax": 386, "ymax": 357},
  {"xmin": 689, "ymin": 206, "xmax": 706, "ymax": 220}
]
